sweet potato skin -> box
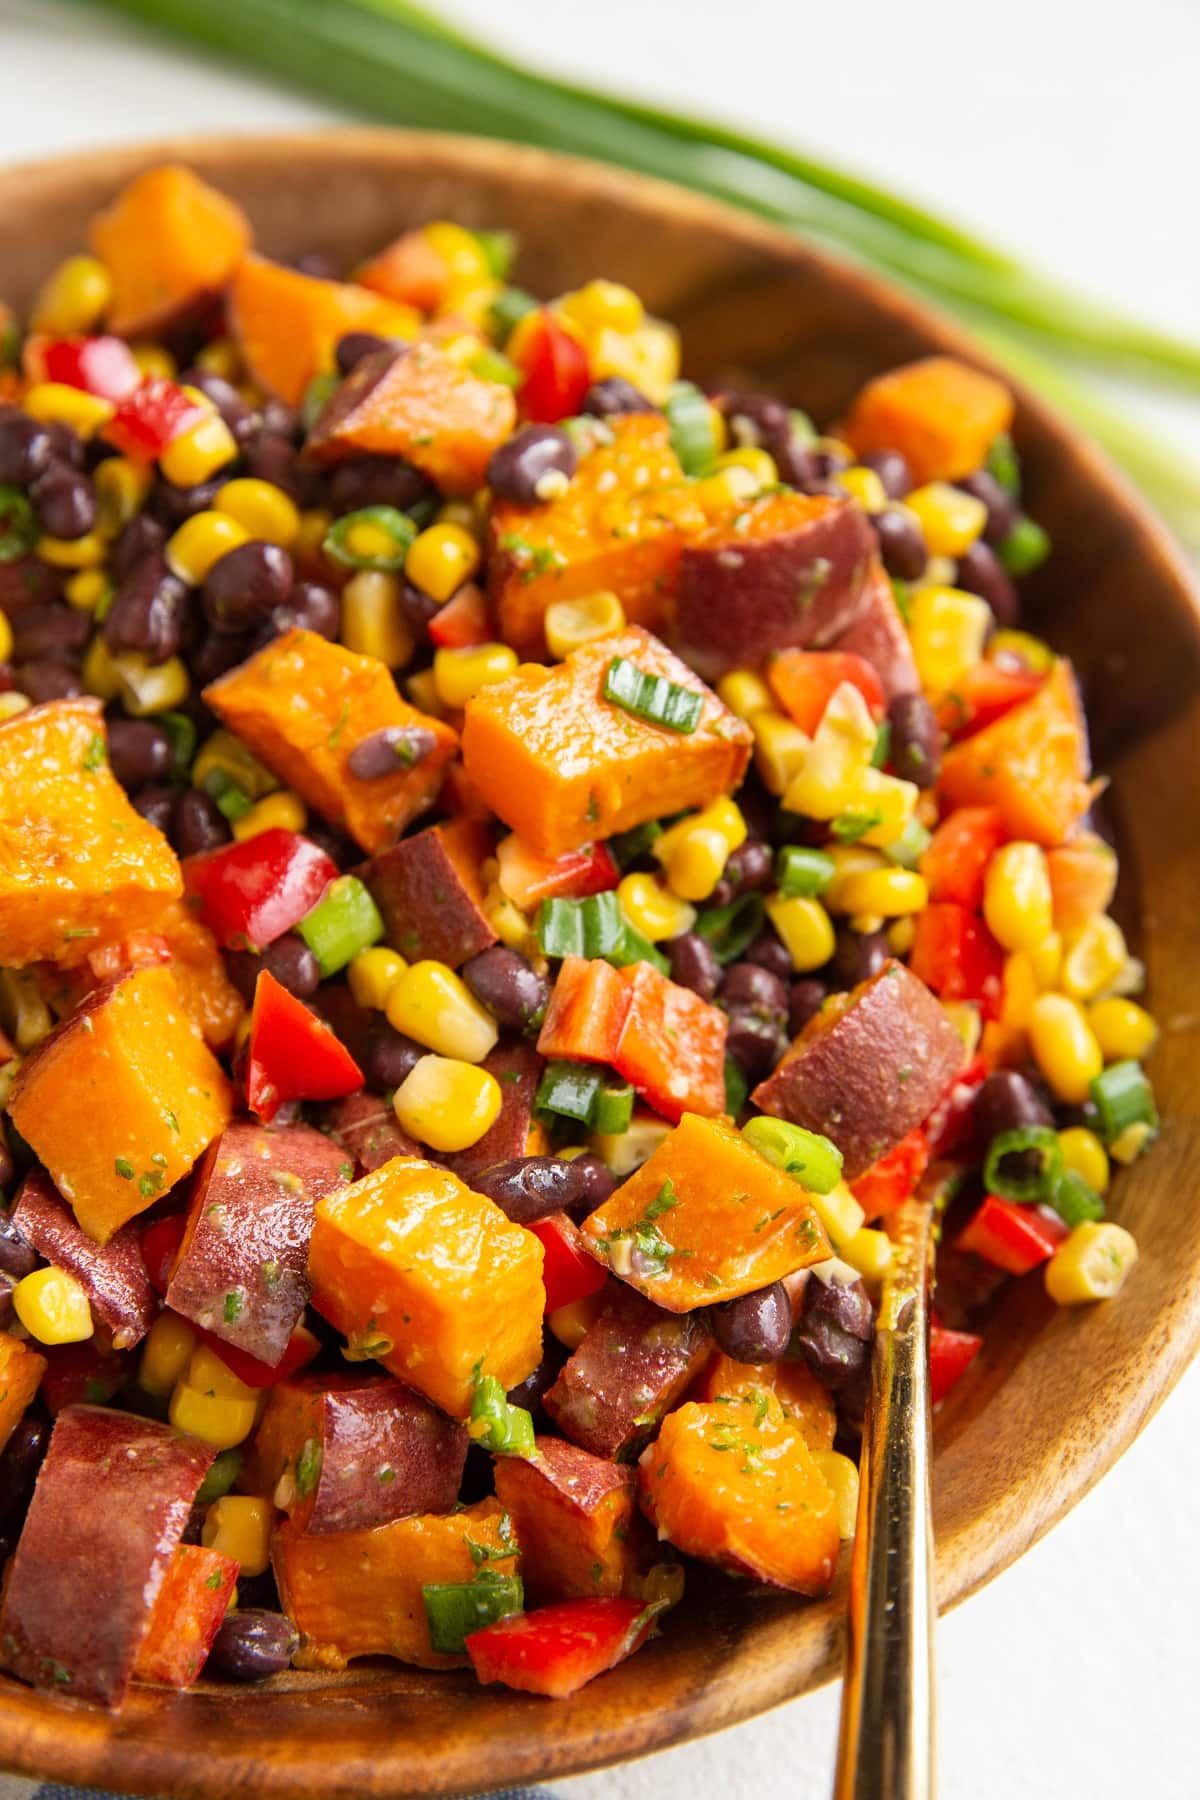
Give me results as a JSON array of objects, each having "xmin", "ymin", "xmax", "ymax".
[
  {"xmin": 840, "ymin": 355, "xmax": 1015, "ymax": 486},
  {"xmin": 436, "ymin": 1037, "xmax": 543, "ymax": 1184},
  {"xmin": 461, "ymin": 626, "xmax": 751, "ymax": 858},
  {"xmin": 204, "ymin": 628, "xmax": 457, "ymax": 854},
  {"xmin": 674, "ymin": 490, "xmax": 877, "ymax": 680},
  {"xmin": 365, "ymin": 817, "xmax": 496, "ymax": 968},
  {"xmin": 828, "ymin": 558, "xmax": 920, "ymax": 699},
  {"xmin": 273, "ymin": 1495, "xmax": 516, "ymax": 1671},
  {"xmin": 0, "ymin": 1333, "xmax": 47, "ymax": 1454},
  {"xmin": 0, "ymin": 698, "xmax": 181, "ymax": 966},
  {"xmin": 132, "ymin": 1544, "xmax": 239, "ymax": 1688},
  {"xmin": 938, "ymin": 659, "xmax": 1091, "ymax": 847},
  {"xmin": 90, "ymin": 163, "xmax": 251, "ymax": 339},
  {"xmin": 13, "ymin": 1169, "xmax": 155, "ymax": 1350},
  {"xmin": 8, "ymin": 965, "xmax": 233, "ymax": 1244},
  {"xmin": 543, "ymin": 1284, "xmax": 711, "ymax": 1460},
  {"xmin": 166, "ymin": 1119, "xmax": 351, "ymax": 1367},
  {"xmin": 582, "ymin": 1112, "xmax": 829, "ymax": 1311},
  {"xmin": 321, "ymin": 1092, "xmax": 422, "ymax": 1175},
  {"xmin": 308, "ymin": 1156, "xmax": 544, "ymax": 1417},
  {"xmin": 0, "ymin": 1405, "xmax": 213, "ymax": 1706},
  {"xmin": 494, "ymin": 1435, "xmax": 645, "ymax": 1604},
  {"xmin": 752, "ymin": 960, "xmax": 964, "ymax": 1180},
  {"xmin": 229, "ymin": 254, "xmax": 420, "ymax": 406}
]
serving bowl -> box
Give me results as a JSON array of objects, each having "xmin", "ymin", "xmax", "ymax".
[{"xmin": 0, "ymin": 129, "xmax": 1197, "ymax": 1800}]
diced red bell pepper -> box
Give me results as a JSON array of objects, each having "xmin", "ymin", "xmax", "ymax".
[
  {"xmin": 955, "ymin": 1195, "xmax": 1067, "ymax": 1276},
  {"xmin": 612, "ymin": 961, "xmax": 727, "ymax": 1122},
  {"xmin": 200, "ymin": 1320, "xmax": 321, "ymax": 1390},
  {"xmin": 26, "ymin": 334, "xmax": 141, "ymax": 401},
  {"xmin": 427, "ymin": 581, "xmax": 492, "ymax": 649},
  {"xmin": 39, "ymin": 1341, "xmax": 129, "ymax": 1415},
  {"xmin": 102, "ymin": 376, "xmax": 206, "ymax": 462},
  {"xmin": 936, "ymin": 662, "xmax": 1043, "ymax": 741},
  {"xmin": 496, "ymin": 834, "xmax": 619, "ymax": 913},
  {"xmin": 466, "ymin": 1595, "xmax": 659, "ymax": 1698},
  {"xmin": 526, "ymin": 1212, "xmax": 608, "ymax": 1314},
  {"xmin": 767, "ymin": 649, "xmax": 886, "ymax": 736},
  {"xmin": 925, "ymin": 1053, "xmax": 988, "ymax": 1159},
  {"xmin": 133, "ymin": 1544, "xmax": 239, "ymax": 1688},
  {"xmin": 929, "ymin": 1319, "xmax": 983, "ymax": 1405},
  {"xmin": 920, "ymin": 807, "xmax": 1007, "ymax": 910},
  {"xmin": 851, "ymin": 1127, "xmax": 930, "ymax": 1221},
  {"xmin": 246, "ymin": 970, "xmax": 363, "ymax": 1123},
  {"xmin": 536, "ymin": 956, "xmax": 632, "ymax": 1064},
  {"xmin": 183, "ymin": 828, "xmax": 337, "ymax": 953},
  {"xmin": 141, "ymin": 1213, "xmax": 188, "ymax": 1296},
  {"xmin": 515, "ymin": 308, "xmax": 591, "ymax": 424},
  {"xmin": 909, "ymin": 902, "xmax": 1004, "ymax": 1021}
]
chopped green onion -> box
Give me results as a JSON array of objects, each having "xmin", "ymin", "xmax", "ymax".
[
  {"xmin": 607, "ymin": 923, "xmax": 669, "ymax": 976},
  {"xmin": 775, "ymin": 847, "xmax": 835, "ymax": 898},
  {"xmin": 300, "ymin": 371, "xmax": 340, "ymax": 432},
  {"xmin": 724, "ymin": 1055, "xmax": 749, "ymax": 1118},
  {"xmin": 469, "ymin": 346, "xmax": 521, "ymax": 388},
  {"xmin": 883, "ymin": 817, "xmax": 932, "ymax": 870},
  {"xmin": 296, "ymin": 875, "xmax": 385, "ymax": 977},
  {"xmin": 468, "ymin": 1373, "xmax": 536, "ymax": 1456},
  {"xmin": 789, "ymin": 408, "xmax": 817, "ymax": 445},
  {"xmin": 1048, "ymin": 1169, "xmax": 1105, "ymax": 1229},
  {"xmin": 423, "ymin": 1573, "xmax": 524, "ymax": 1654},
  {"xmin": 983, "ymin": 1126, "xmax": 1063, "ymax": 1202},
  {"xmin": 537, "ymin": 891, "xmax": 624, "ymax": 960},
  {"xmin": 1089, "ymin": 1061, "xmax": 1159, "ymax": 1146},
  {"xmin": 592, "ymin": 1079, "xmax": 635, "ymax": 1136},
  {"xmin": 0, "ymin": 487, "xmax": 37, "ymax": 564},
  {"xmin": 488, "ymin": 285, "xmax": 538, "ymax": 343},
  {"xmin": 693, "ymin": 893, "xmax": 765, "ymax": 964},
  {"xmin": 870, "ymin": 720, "xmax": 892, "ymax": 768},
  {"xmin": 195, "ymin": 1448, "xmax": 243, "ymax": 1505},
  {"xmin": 664, "ymin": 379, "xmax": 718, "ymax": 477},
  {"xmin": 609, "ymin": 820, "xmax": 663, "ymax": 869},
  {"xmin": 202, "ymin": 769, "xmax": 254, "ymax": 822},
  {"xmin": 536, "ymin": 1060, "xmax": 603, "ymax": 1125},
  {"xmin": 890, "ymin": 578, "xmax": 912, "ymax": 624},
  {"xmin": 741, "ymin": 1117, "xmax": 843, "ymax": 1194},
  {"xmin": 986, "ymin": 433, "xmax": 1021, "ymax": 498},
  {"xmin": 158, "ymin": 710, "xmax": 197, "ymax": 784},
  {"xmin": 474, "ymin": 228, "xmax": 516, "ymax": 281},
  {"xmin": 997, "ymin": 517, "xmax": 1050, "ymax": 577},
  {"xmin": 603, "ymin": 656, "xmax": 702, "ymax": 734},
  {"xmin": 323, "ymin": 504, "xmax": 418, "ymax": 572},
  {"xmin": 831, "ymin": 809, "xmax": 884, "ymax": 844}
]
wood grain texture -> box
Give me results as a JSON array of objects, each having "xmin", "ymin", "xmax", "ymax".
[{"xmin": 0, "ymin": 129, "xmax": 1196, "ymax": 1799}]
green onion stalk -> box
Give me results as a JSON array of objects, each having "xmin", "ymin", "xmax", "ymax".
[{"xmin": 76, "ymin": 0, "xmax": 1200, "ymax": 544}]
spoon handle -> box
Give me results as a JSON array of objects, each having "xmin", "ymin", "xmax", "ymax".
[{"xmin": 832, "ymin": 1193, "xmax": 937, "ymax": 1800}]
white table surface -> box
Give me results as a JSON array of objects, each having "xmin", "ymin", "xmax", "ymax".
[{"xmin": 1, "ymin": 2, "xmax": 1198, "ymax": 1795}]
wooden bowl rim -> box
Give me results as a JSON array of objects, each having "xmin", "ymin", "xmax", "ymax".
[{"xmin": 0, "ymin": 126, "xmax": 1197, "ymax": 1799}]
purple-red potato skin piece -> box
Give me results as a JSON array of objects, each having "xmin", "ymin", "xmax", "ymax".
[
  {"xmin": 543, "ymin": 1285, "xmax": 711, "ymax": 1460},
  {"xmin": 364, "ymin": 817, "xmax": 497, "ymax": 969},
  {"xmin": 752, "ymin": 960, "xmax": 965, "ymax": 1179},
  {"xmin": 674, "ymin": 496, "xmax": 876, "ymax": 679},
  {"xmin": 436, "ymin": 1037, "xmax": 543, "ymax": 1184},
  {"xmin": 829, "ymin": 560, "xmax": 919, "ymax": 700},
  {"xmin": 11, "ymin": 1169, "xmax": 155, "ymax": 1350},
  {"xmin": 493, "ymin": 1433, "xmax": 647, "ymax": 1602},
  {"xmin": 0, "ymin": 1405, "xmax": 214, "ymax": 1706},
  {"xmin": 322, "ymin": 1092, "xmax": 422, "ymax": 1175},
  {"xmin": 166, "ymin": 1119, "xmax": 351, "ymax": 1366}
]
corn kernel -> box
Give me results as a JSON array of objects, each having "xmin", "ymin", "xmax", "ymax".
[
  {"xmin": 0, "ymin": 969, "xmax": 52, "ymax": 1051},
  {"xmin": 160, "ymin": 411, "xmax": 238, "ymax": 488},
  {"xmin": 589, "ymin": 318, "xmax": 680, "ymax": 404},
  {"xmin": 590, "ymin": 1110, "xmax": 672, "ymax": 1176},
  {"xmin": 393, "ymin": 1053, "xmax": 503, "ymax": 1152},
  {"xmin": 808, "ymin": 1181, "xmax": 865, "ymax": 1253},
  {"xmin": 1029, "ymin": 930, "xmax": 1063, "ymax": 990},
  {"xmin": 783, "ymin": 682, "xmax": 878, "ymax": 819},
  {"xmin": 822, "ymin": 845, "xmax": 886, "ymax": 912},
  {"xmin": 434, "ymin": 642, "xmax": 518, "ymax": 709},
  {"xmin": 1028, "ymin": 993, "xmax": 1104, "ymax": 1105},
  {"xmin": 192, "ymin": 729, "xmax": 278, "ymax": 801},
  {"xmin": 386, "ymin": 961, "xmax": 499, "ymax": 1063},
  {"xmin": 170, "ymin": 1381, "xmax": 258, "ymax": 1449},
  {"xmin": 113, "ymin": 652, "xmax": 190, "ymax": 716},
  {"xmin": 717, "ymin": 669, "xmax": 772, "ymax": 721},
  {"xmin": 347, "ymin": 946, "xmax": 408, "ymax": 1011},
  {"xmin": 544, "ymin": 591, "xmax": 626, "ymax": 660},
  {"xmin": 0, "ymin": 691, "xmax": 30, "ymax": 720},
  {"xmin": 202, "ymin": 1496, "xmax": 273, "ymax": 1576},
  {"xmin": 905, "ymin": 483, "xmax": 987, "ymax": 558},
  {"xmin": 559, "ymin": 279, "xmax": 644, "ymax": 338},
  {"xmin": 232, "ymin": 790, "xmax": 307, "ymax": 841},
  {"xmin": 618, "ymin": 874, "xmax": 696, "ymax": 943},
  {"xmin": 660, "ymin": 828, "xmax": 729, "ymax": 904},
  {"xmin": 406, "ymin": 667, "xmax": 446, "ymax": 718},
  {"xmin": 295, "ymin": 507, "xmax": 333, "ymax": 568},
  {"xmin": 483, "ymin": 878, "xmax": 538, "ymax": 958},
  {"xmin": 990, "ymin": 628, "xmax": 1055, "ymax": 674},
  {"xmin": 36, "ymin": 531, "xmax": 108, "ymax": 569},
  {"xmin": 1087, "ymin": 997, "xmax": 1158, "ymax": 1063},
  {"xmin": 752, "ymin": 709, "xmax": 811, "ymax": 796},
  {"xmin": 692, "ymin": 466, "xmax": 762, "ymax": 516},
  {"xmin": 837, "ymin": 867, "xmax": 928, "ymax": 918},
  {"xmin": 887, "ymin": 917, "xmax": 916, "ymax": 956},
  {"xmin": 340, "ymin": 569, "xmax": 416, "ymax": 670},
  {"xmin": 1058, "ymin": 1127, "xmax": 1110, "ymax": 1196},
  {"xmin": 842, "ymin": 1226, "xmax": 893, "ymax": 1283},
  {"xmin": 30, "ymin": 255, "xmax": 112, "ymax": 335},
  {"xmin": 1059, "ymin": 915, "xmax": 1128, "ymax": 1003},
  {"xmin": 547, "ymin": 1290, "xmax": 608, "ymax": 1351},
  {"xmin": 215, "ymin": 477, "xmax": 301, "ymax": 548},
  {"xmin": 94, "ymin": 456, "xmax": 153, "ymax": 535},
  {"xmin": 22, "ymin": 382, "xmax": 114, "ymax": 438},
  {"xmin": 61, "ymin": 570, "xmax": 109, "ymax": 619},
  {"xmin": 656, "ymin": 798, "xmax": 747, "ymax": 864},
  {"xmin": 186, "ymin": 1343, "xmax": 256, "ymax": 1401},
  {"xmin": 1045, "ymin": 1221, "xmax": 1137, "ymax": 1306},
  {"xmin": 854, "ymin": 768, "xmax": 921, "ymax": 848},
  {"xmin": 983, "ymin": 842, "xmax": 1053, "ymax": 953},
  {"xmin": 13, "ymin": 1266, "xmax": 93, "ymax": 1345},
  {"xmin": 848, "ymin": 914, "xmax": 885, "ymax": 936},
  {"xmin": 195, "ymin": 337, "xmax": 241, "ymax": 381},
  {"xmin": 166, "ymin": 511, "xmax": 251, "ymax": 585},
  {"xmin": 406, "ymin": 522, "xmax": 482, "ymax": 603},
  {"xmin": 907, "ymin": 586, "xmax": 991, "ymax": 692},
  {"xmin": 140, "ymin": 1311, "xmax": 198, "ymax": 1397},
  {"xmin": 839, "ymin": 465, "xmax": 889, "ymax": 513},
  {"xmin": 81, "ymin": 633, "xmax": 121, "ymax": 701},
  {"xmin": 127, "ymin": 341, "xmax": 176, "ymax": 380},
  {"xmin": 435, "ymin": 500, "xmax": 479, "ymax": 536},
  {"xmin": 812, "ymin": 1450, "xmax": 860, "ymax": 1539},
  {"xmin": 1109, "ymin": 1121, "xmax": 1154, "ymax": 1165},
  {"xmin": 765, "ymin": 894, "xmax": 836, "ymax": 972},
  {"xmin": 423, "ymin": 220, "xmax": 493, "ymax": 293},
  {"xmin": 0, "ymin": 612, "xmax": 11, "ymax": 664},
  {"xmin": 942, "ymin": 1000, "xmax": 983, "ymax": 1055}
]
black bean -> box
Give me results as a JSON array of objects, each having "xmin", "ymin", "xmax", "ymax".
[
  {"xmin": 860, "ymin": 449, "xmax": 913, "ymax": 499},
  {"xmin": 18, "ymin": 661, "xmax": 82, "ymax": 702},
  {"xmin": 666, "ymin": 931, "xmax": 721, "ymax": 1000},
  {"xmin": 973, "ymin": 1070, "xmax": 1053, "ymax": 1144},
  {"xmin": 743, "ymin": 932, "xmax": 794, "ymax": 982},
  {"xmin": 566, "ymin": 1152, "xmax": 616, "ymax": 1219},
  {"xmin": 724, "ymin": 1008, "xmax": 787, "ymax": 1083},
  {"xmin": 0, "ymin": 1213, "xmax": 37, "ymax": 1281},
  {"xmin": 153, "ymin": 477, "xmax": 224, "ymax": 529},
  {"xmin": 789, "ymin": 977, "xmax": 828, "ymax": 1036},
  {"xmin": 461, "ymin": 946, "xmax": 551, "ymax": 1034},
  {"xmin": 207, "ymin": 1609, "xmax": 298, "ymax": 1683},
  {"xmin": 717, "ymin": 391, "xmax": 815, "ymax": 489},
  {"xmin": 471, "ymin": 1156, "xmax": 594, "ymax": 1226},
  {"xmin": 260, "ymin": 399, "xmax": 301, "ymax": 441},
  {"xmin": 397, "ymin": 581, "xmax": 441, "ymax": 639},
  {"xmin": 871, "ymin": 507, "xmax": 928, "ymax": 581},
  {"xmin": 956, "ymin": 470, "xmax": 1019, "ymax": 546},
  {"xmin": 11, "ymin": 603, "xmax": 89, "ymax": 666},
  {"xmin": 809, "ymin": 446, "xmax": 851, "ymax": 482},
  {"xmin": 107, "ymin": 719, "xmax": 172, "ymax": 790},
  {"xmin": 711, "ymin": 1281, "xmax": 792, "ymax": 1364},
  {"xmin": 832, "ymin": 927, "xmax": 889, "ymax": 989},
  {"xmin": 364, "ymin": 1017, "xmax": 424, "ymax": 1090},
  {"xmin": 581, "ymin": 377, "xmax": 656, "ymax": 417},
  {"xmin": 327, "ymin": 457, "xmax": 431, "ymax": 516},
  {"xmin": 0, "ymin": 1131, "xmax": 14, "ymax": 1196},
  {"xmin": 272, "ymin": 580, "xmax": 340, "ymax": 640},
  {"xmin": 0, "ymin": 1414, "xmax": 50, "ymax": 1531},
  {"xmin": 790, "ymin": 1273, "xmax": 873, "ymax": 1390},
  {"xmin": 112, "ymin": 513, "xmax": 166, "ymax": 582},
  {"xmin": 887, "ymin": 692, "xmax": 942, "ymax": 789},
  {"xmin": 487, "ymin": 425, "xmax": 578, "ymax": 506},
  {"xmin": 104, "ymin": 554, "xmax": 188, "ymax": 663},
  {"xmin": 335, "ymin": 331, "xmax": 403, "ymax": 376},
  {"xmin": 226, "ymin": 934, "xmax": 321, "ymax": 1005},
  {"xmin": 301, "ymin": 821, "xmax": 354, "ymax": 870},
  {"xmin": 30, "ymin": 465, "xmax": 96, "ymax": 541},
  {"xmin": 203, "ymin": 541, "xmax": 294, "ymax": 633},
  {"xmin": 132, "ymin": 784, "xmax": 177, "ymax": 836},
  {"xmin": 719, "ymin": 961, "xmax": 789, "ymax": 1019},
  {"xmin": 191, "ymin": 629, "xmax": 253, "ymax": 687},
  {"xmin": 708, "ymin": 837, "xmax": 774, "ymax": 907},
  {"xmin": 174, "ymin": 788, "xmax": 231, "ymax": 857},
  {"xmin": 44, "ymin": 422, "xmax": 85, "ymax": 470},
  {"xmin": 0, "ymin": 409, "xmax": 53, "ymax": 486},
  {"xmin": 177, "ymin": 369, "xmax": 254, "ymax": 442},
  {"xmin": 0, "ymin": 557, "xmax": 63, "ymax": 616},
  {"xmin": 955, "ymin": 541, "xmax": 1019, "ymax": 628},
  {"xmin": 506, "ymin": 1337, "xmax": 569, "ymax": 1417},
  {"xmin": 242, "ymin": 433, "xmax": 302, "ymax": 500},
  {"xmin": 346, "ymin": 726, "xmax": 438, "ymax": 780},
  {"xmin": 0, "ymin": 1274, "xmax": 14, "ymax": 1333}
]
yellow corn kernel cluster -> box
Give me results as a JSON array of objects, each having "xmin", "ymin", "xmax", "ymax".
[
  {"xmin": 1028, "ymin": 993, "xmax": 1103, "ymax": 1104},
  {"xmin": 214, "ymin": 477, "xmax": 301, "ymax": 548},
  {"xmin": 559, "ymin": 279, "xmax": 644, "ymax": 339},
  {"xmin": 544, "ymin": 591, "xmax": 626, "ymax": 660},
  {"xmin": 30, "ymin": 254, "xmax": 112, "ymax": 335},
  {"xmin": 837, "ymin": 867, "xmax": 929, "ymax": 919},
  {"xmin": 717, "ymin": 446, "xmax": 778, "ymax": 490},
  {"xmin": 166, "ymin": 511, "xmax": 251, "ymax": 585},
  {"xmin": 812, "ymin": 1450, "xmax": 860, "ymax": 1539},
  {"xmin": 130, "ymin": 342, "xmax": 177, "ymax": 381},
  {"xmin": 1057, "ymin": 1126, "xmax": 1110, "ymax": 1195},
  {"xmin": 618, "ymin": 873, "xmax": 696, "ymax": 943},
  {"xmin": 765, "ymin": 894, "xmax": 836, "ymax": 972},
  {"xmin": 385, "ymin": 960, "xmax": 499, "ymax": 1062},
  {"xmin": 991, "ymin": 628, "xmax": 1055, "ymax": 674},
  {"xmin": 806, "ymin": 1182, "xmax": 866, "ymax": 1255},
  {"xmin": 0, "ymin": 692, "xmax": 29, "ymax": 720},
  {"xmin": 393, "ymin": 1053, "xmax": 502, "ymax": 1152},
  {"xmin": 750, "ymin": 709, "xmax": 811, "ymax": 796},
  {"xmin": 64, "ymin": 568, "xmax": 111, "ymax": 613},
  {"xmin": 434, "ymin": 642, "xmax": 518, "ymax": 709},
  {"xmin": 232, "ymin": 790, "xmax": 307, "ymax": 842},
  {"xmin": 192, "ymin": 729, "xmax": 278, "ymax": 801},
  {"xmin": 422, "ymin": 220, "xmax": 494, "ymax": 300},
  {"xmin": 95, "ymin": 457, "xmax": 153, "ymax": 536},
  {"xmin": 1059, "ymin": 916, "xmax": 1128, "ymax": 1002},
  {"xmin": 692, "ymin": 464, "xmax": 762, "ymax": 516},
  {"xmin": 589, "ymin": 1110, "xmax": 672, "ymax": 1177},
  {"xmin": 140, "ymin": 1311, "xmax": 199, "ymax": 1397},
  {"xmin": 0, "ymin": 612, "xmax": 12, "ymax": 665},
  {"xmin": 113, "ymin": 651, "xmax": 190, "ymax": 716},
  {"xmin": 23, "ymin": 382, "xmax": 114, "ymax": 438},
  {"xmin": 406, "ymin": 522, "xmax": 482, "ymax": 603},
  {"xmin": 348, "ymin": 947, "xmax": 408, "ymax": 1011},
  {"xmin": 907, "ymin": 587, "xmax": 991, "ymax": 692},
  {"xmin": 839, "ymin": 465, "xmax": 888, "ymax": 513},
  {"xmin": 340, "ymin": 570, "xmax": 416, "ymax": 669},
  {"xmin": 13, "ymin": 1267, "xmax": 94, "ymax": 1345},
  {"xmin": 655, "ymin": 798, "xmax": 746, "ymax": 903},
  {"xmin": 482, "ymin": 877, "xmax": 539, "ymax": 960},
  {"xmin": 1087, "ymin": 997, "xmax": 1157, "ymax": 1063},
  {"xmin": 1045, "ymin": 1221, "xmax": 1138, "ymax": 1306},
  {"xmin": 904, "ymin": 482, "xmax": 987, "ymax": 558},
  {"xmin": 546, "ymin": 1289, "xmax": 609, "ymax": 1351},
  {"xmin": 203, "ymin": 1495, "xmax": 273, "ymax": 1576},
  {"xmin": 170, "ymin": 1344, "xmax": 259, "ymax": 1449},
  {"xmin": 717, "ymin": 669, "xmax": 773, "ymax": 723},
  {"xmin": 842, "ymin": 1226, "xmax": 894, "ymax": 1283},
  {"xmin": 983, "ymin": 842, "xmax": 1054, "ymax": 953},
  {"xmin": 551, "ymin": 278, "xmax": 678, "ymax": 405},
  {"xmin": 160, "ymin": 407, "xmax": 238, "ymax": 489},
  {"xmin": 0, "ymin": 970, "xmax": 53, "ymax": 1051},
  {"xmin": 783, "ymin": 683, "xmax": 916, "ymax": 844},
  {"xmin": 37, "ymin": 530, "xmax": 108, "ymax": 569}
]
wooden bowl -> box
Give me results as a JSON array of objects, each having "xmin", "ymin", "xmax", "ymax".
[{"xmin": 0, "ymin": 130, "xmax": 1197, "ymax": 1800}]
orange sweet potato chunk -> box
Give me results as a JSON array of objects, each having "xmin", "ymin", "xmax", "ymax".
[
  {"xmin": 89, "ymin": 164, "xmax": 252, "ymax": 338},
  {"xmin": 581, "ymin": 1112, "xmax": 830, "ymax": 1312},
  {"xmin": 229, "ymin": 253, "xmax": 421, "ymax": 406},
  {"xmin": 639, "ymin": 1392, "xmax": 839, "ymax": 1595},
  {"xmin": 493, "ymin": 1435, "xmax": 645, "ymax": 1604},
  {"xmin": 308, "ymin": 1156, "xmax": 544, "ymax": 1417},
  {"xmin": 0, "ymin": 698, "xmax": 181, "ymax": 968},
  {"xmin": 274, "ymin": 1496, "xmax": 516, "ymax": 1671},
  {"xmin": 0, "ymin": 1333, "xmax": 47, "ymax": 1454},
  {"xmin": 692, "ymin": 1352, "xmax": 836, "ymax": 1452},
  {"xmin": 204, "ymin": 628, "xmax": 457, "ymax": 854},
  {"xmin": 8, "ymin": 965, "xmax": 233, "ymax": 1244},
  {"xmin": 489, "ymin": 416, "xmax": 705, "ymax": 653},
  {"xmin": 938, "ymin": 659, "xmax": 1091, "ymax": 847},
  {"xmin": 840, "ymin": 355, "xmax": 1014, "ymax": 486},
  {"xmin": 461, "ymin": 625, "xmax": 751, "ymax": 858}
]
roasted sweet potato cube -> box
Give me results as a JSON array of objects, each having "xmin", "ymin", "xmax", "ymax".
[
  {"xmin": 693, "ymin": 1351, "xmax": 836, "ymax": 1452},
  {"xmin": 543, "ymin": 1284, "xmax": 710, "ymax": 1460},
  {"xmin": 166, "ymin": 1120, "xmax": 351, "ymax": 1368},
  {"xmin": 0, "ymin": 698, "xmax": 181, "ymax": 966},
  {"xmin": 0, "ymin": 1332, "xmax": 47, "ymax": 1454},
  {"xmin": 246, "ymin": 1372, "xmax": 468, "ymax": 1533},
  {"xmin": 673, "ymin": 489, "xmax": 877, "ymax": 680},
  {"xmin": 461, "ymin": 626, "xmax": 751, "ymax": 858},
  {"xmin": 229, "ymin": 253, "xmax": 420, "ymax": 407},
  {"xmin": 308, "ymin": 1156, "xmax": 544, "ymax": 1417},
  {"xmin": 365, "ymin": 817, "xmax": 496, "ymax": 967},
  {"xmin": 582, "ymin": 1112, "xmax": 829, "ymax": 1311},
  {"xmin": 840, "ymin": 355, "xmax": 1015, "ymax": 486},
  {"xmin": 307, "ymin": 342, "xmax": 517, "ymax": 496},
  {"xmin": 90, "ymin": 163, "xmax": 252, "ymax": 338},
  {"xmin": 493, "ymin": 1435, "xmax": 645, "ymax": 1603},
  {"xmin": 204, "ymin": 628, "xmax": 457, "ymax": 854},
  {"xmin": 938, "ymin": 659, "xmax": 1091, "ymax": 847},
  {"xmin": 13, "ymin": 1169, "xmax": 155, "ymax": 1350},
  {"xmin": 437, "ymin": 1037, "xmax": 543, "ymax": 1184},
  {"xmin": 132, "ymin": 1544, "xmax": 239, "ymax": 1689},
  {"xmin": 489, "ymin": 416, "xmax": 705, "ymax": 653},
  {"xmin": 321, "ymin": 1091, "xmax": 421, "ymax": 1175},
  {"xmin": 8, "ymin": 965, "xmax": 233, "ymax": 1244},
  {"xmin": 273, "ymin": 1495, "xmax": 516, "ymax": 1671},
  {"xmin": 829, "ymin": 557, "xmax": 919, "ymax": 700},
  {"xmin": 639, "ymin": 1392, "xmax": 839, "ymax": 1595}
]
